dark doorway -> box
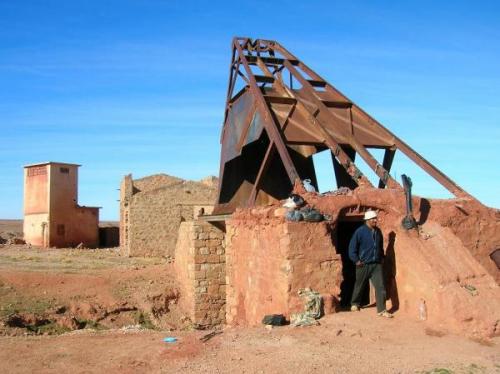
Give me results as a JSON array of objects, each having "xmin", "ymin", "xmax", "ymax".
[
  {"xmin": 336, "ymin": 220, "xmax": 370, "ymax": 307},
  {"xmin": 99, "ymin": 227, "xmax": 119, "ymax": 248}
]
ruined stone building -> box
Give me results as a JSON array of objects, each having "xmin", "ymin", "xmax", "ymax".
[
  {"xmin": 171, "ymin": 38, "xmax": 500, "ymax": 338},
  {"xmin": 23, "ymin": 162, "xmax": 99, "ymax": 248},
  {"xmin": 119, "ymin": 174, "xmax": 217, "ymax": 258}
]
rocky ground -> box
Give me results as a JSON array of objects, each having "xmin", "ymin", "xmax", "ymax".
[{"xmin": 0, "ymin": 220, "xmax": 498, "ymax": 373}]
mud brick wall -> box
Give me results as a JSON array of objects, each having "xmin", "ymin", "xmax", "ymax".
[
  {"xmin": 227, "ymin": 190, "xmax": 500, "ymax": 338},
  {"xmin": 120, "ymin": 174, "xmax": 217, "ymax": 258},
  {"xmin": 175, "ymin": 220, "xmax": 226, "ymax": 327},
  {"xmin": 225, "ymin": 211, "xmax": 342, "ymax": 326}
]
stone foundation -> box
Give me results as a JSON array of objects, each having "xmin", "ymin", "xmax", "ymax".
[{"xmin": 174, "ymin": 220, "xmax": 225, "ymax": 327}]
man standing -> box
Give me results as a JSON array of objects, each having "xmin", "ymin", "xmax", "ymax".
[{"xmin": 348, "ymin": 210, "xmax": 393, "ymax": 318}]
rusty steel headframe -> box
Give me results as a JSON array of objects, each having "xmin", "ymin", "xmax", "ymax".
[{"xmin": 213, "ymin": 37, "xmax": 473, "ymax": 215}]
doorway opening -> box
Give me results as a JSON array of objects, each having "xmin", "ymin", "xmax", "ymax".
[{"xmin": 336, "ymin": 219, "xmax": 370, "ymax": 308}]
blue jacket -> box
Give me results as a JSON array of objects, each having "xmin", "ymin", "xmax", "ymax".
[{"xmin": 348, "ymin": 225, "xmax": 384, "ymax": 264}]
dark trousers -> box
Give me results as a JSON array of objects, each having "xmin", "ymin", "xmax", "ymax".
[{"xmin": 351, "ymin": 263, "xmax": 387, "ymax": 313}]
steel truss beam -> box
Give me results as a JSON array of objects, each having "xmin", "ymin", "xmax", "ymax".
[{"xmin": 214, "ymin": 37, "xmax": 474, "ymax": 214}]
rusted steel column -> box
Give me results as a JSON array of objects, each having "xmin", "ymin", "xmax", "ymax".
[
  {"xmin": 378, "ymin": 148, "xmax": 396, "ymax": 188},
  {"xmin": 247, "ymin": 142, "xmax": 276, "ymax": 206},
  {"xmin": 233, "ymin": 39, "xmax": 300, "ymax": 185},
  {"xmin": 391, "ymin": 138, "xmax": 473, "ymax": 199}
]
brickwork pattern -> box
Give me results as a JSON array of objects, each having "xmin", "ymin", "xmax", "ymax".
[{"xmin": 175, "ymin": 221, "xmax": 226, "ymax": 327}]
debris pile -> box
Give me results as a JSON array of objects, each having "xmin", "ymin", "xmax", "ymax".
[{"xmin": 290, "ymin": 288, "xmax": 323, "ymax": 327}]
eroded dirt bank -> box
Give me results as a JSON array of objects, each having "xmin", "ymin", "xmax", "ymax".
[{"xmin": 0, "ymin": 244, "xmax": 187, "ymax": 335}]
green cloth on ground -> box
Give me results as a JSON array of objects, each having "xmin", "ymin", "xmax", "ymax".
[{"xmin": 290, "ymin": 288, "xmax": 323, "ymax": 327}]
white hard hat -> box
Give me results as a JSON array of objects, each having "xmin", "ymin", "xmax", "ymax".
[{"xmin": 364, "ymin": 210, "xmax": 378, "ymax": 220}]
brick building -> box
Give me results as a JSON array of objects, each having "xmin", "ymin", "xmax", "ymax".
[
  {"xmin": 119, "ymin": 173, "xmax": 217, "ymax": 258},
  {"xmin": 23, "ymin": 162, "xmax": 99, "ymax": 248}
]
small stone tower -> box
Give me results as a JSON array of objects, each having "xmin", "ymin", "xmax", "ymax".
[{"xmin": 23, "ymin": 162, "xmax": 99, "ymax": 248}]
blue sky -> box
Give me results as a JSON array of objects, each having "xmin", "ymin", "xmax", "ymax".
[{"xmin": 1, "ymin": 0, "xmax": 499, "ymax": 220}]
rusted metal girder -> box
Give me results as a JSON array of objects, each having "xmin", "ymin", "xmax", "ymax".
[{"xmin": 214, "ymin": 37, "xmax": 474, "ymax": 215}]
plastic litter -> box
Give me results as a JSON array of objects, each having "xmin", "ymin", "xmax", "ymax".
[
  {"xmin": 283, "ymin": 198, "xmax": 297, "ymax": 209},
  {"xmin": 291, "ymin": 288, "xmax": 323, "ymax": 326},
  {"xmin": 285, "ymin": 206, "xmax": 324, "ymax": 222},
  {"xmin": 300, "ymin": 207, "xmax": 324, "ymax": 222},
  {"xmin": 462, "ymin": 284, "xmax": 478, "ymax": 296},
  {"xmin": 290, "ymin": 194, "xmax": 305, "ymax": 206},
  {"xmin": 303, "ymin": 179, "xmax": 316, "ymax": 193},
  {"xmin": 262, "ymin": 314, "xmax": 287, "ymax": 326},
  {"xmin": 283, "ymin": 194, "xmax": 305, "ymax": 209},
  {"xmin": 163, "ymin": 337, "xmax": 177, "ymax": 343},
  {"xmin": 286, "ymin": 210, "xmax": 303, "ymax": 222},
  {"xmin": 418, "ymin": 299, "xmax": 427, "ymax": 321}
]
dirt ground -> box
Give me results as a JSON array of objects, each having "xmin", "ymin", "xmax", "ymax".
[{"xmin": 0, "ymin": 220, "xmax": 499, "ymax": 373}]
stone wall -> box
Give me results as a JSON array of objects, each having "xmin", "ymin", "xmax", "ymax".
[
  {"xmin": 174, "ymin": 220, "xmax": 226, "ymax": 328},
  {"xmin": 127, "ymin": 189, "xmax": 181, "ymax": 257},
  {"xmin": 120, "ymin": 174, "xmax": 217, "ymax": 258},
  {"xmin": 225, "ymin": 209, "xmax": 342, "ymax": 326}
]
